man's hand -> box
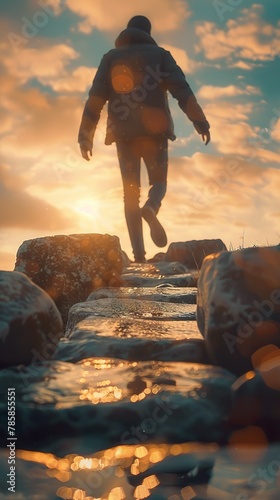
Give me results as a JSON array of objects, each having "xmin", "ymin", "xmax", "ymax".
[
  {"xmin": 202, "ymin": 130, "xmax": 211, "ymax": 146},
  {"xmin": 80, "ymin": 146, "xmax": 92, "ymax": 161},
  {"xmin": 193, "ymin": 121, "xmax": 211, "ymax": 146},
  {"xmin": 79, "ymin": 140, "xmax": 93, "ymax": 161}
]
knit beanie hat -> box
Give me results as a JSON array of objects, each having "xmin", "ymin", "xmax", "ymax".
[{"xmin": 127, "ymin": 15, "xmax": 152, "ymax": 34}]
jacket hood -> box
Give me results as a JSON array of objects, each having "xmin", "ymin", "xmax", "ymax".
[{"xmin": 115, "ymin": 28, "xmax": 157, "ymax": 48}]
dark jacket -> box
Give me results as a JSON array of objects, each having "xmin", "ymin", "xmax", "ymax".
[{"xmin": 78, "ymin": 28, "xmax": 209, "ymax": 146}]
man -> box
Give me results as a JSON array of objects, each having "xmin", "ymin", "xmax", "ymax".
[{"xmin": 78, "ymin": 15, "xmax": 210, "ymax": 263}]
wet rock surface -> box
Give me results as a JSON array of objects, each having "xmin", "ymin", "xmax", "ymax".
[
  {"xmin": 57, "ymin": 317, "xmax": 207, "ymax": 363},
  {"xmin": 65, "ymin": 298, "xmax": 196, "ymax": 336},
  {"xmin": 0, "ymin": 270, "xmax": 63, "ymax": 368},
  {"xmin": 87, "ymin": 286, "xmax": 197, "ymax": 304},
  {"xmin": 1, "ymin": 441, "xmax": 280, "ymax": 499},
  {"xmin": 0, "ymin": 359, "xmax": 234, "ymax": 454},
  {"xmin": 122, "ymin": 268, "xmax": 198, "ymax": 287}
]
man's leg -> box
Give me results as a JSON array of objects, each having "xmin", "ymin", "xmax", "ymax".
[
  {"xmin": 143, "ymin": 136, "xmax": 168, "ymax": 213},
  {"xmin": 116, "ymin": 140, "xmax": 146, "ymax": 262},
  {"xmin": 141, "ymin": 137, "xmax": 168, "ymax": 247}
]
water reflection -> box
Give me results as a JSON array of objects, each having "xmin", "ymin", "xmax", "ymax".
[
  {"xmin": 15, "ymin": 435, "xmax": 279, "ymax": 498},
  {"xmin": 17, "ymin": 443, "xmax": 218, "ymax": 499}
]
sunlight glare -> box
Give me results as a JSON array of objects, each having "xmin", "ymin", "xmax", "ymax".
[{"xmin": 73, "ymin": 199, "xmax": 102, "ymax": 221}]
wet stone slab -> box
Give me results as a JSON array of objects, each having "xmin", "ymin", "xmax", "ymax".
[
  {"xmin": 57, "ymin": 317, "xmax": 207, "ymax": 363},
  {"xmin": 87, "ymin": 286, "xmax": 197, "ymax": 304},
  {"xmin": 122, "ymin": 262, "xmax": 198, "ymax": 287},
  {"xmin": 65, "ymin": 298, "xmax": 196, "ymax": 336},
  {"xmin": 122, "ymin": 273, "xmax": 198, "ymax": 288},
  {"xmin": 0, "ymin": 358, "xmax": 235, "ymax": 454}
]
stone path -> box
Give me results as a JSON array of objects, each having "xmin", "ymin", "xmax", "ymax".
[{"xmin": 1, "ymin": 261, "xmax": 279, "ymax": 499}]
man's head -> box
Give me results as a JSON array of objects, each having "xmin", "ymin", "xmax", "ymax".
[{"xmin": 127, "ymin": 15, "xmax": 152, "ymax": 35}]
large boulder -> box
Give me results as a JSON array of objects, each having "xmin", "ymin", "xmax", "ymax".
[
  {"xmin": 197, "ymin": 245, "xmax": 280, "ymax": 375},
  {"xmin": 0, "ymin": 271, "xmax": 63, "ymax": 368},
  {"xmin": 14, "ymin": 233, "xmax": 123, "ymax": 325},
  {"xmin": 164, "ymin": 239, "xmax": 227, "ymax": 269}
]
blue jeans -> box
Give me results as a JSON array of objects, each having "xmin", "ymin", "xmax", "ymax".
[{"xmin": 116, "ymin": 136, "xmax": 168, "ymax": 260}]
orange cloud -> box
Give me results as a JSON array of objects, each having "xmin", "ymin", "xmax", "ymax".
[
  {"xmin": 0, "ymin": 165, "xmax": 72, "ymax": 230},
  {"xmin": 196, "ymin": 5, "xmax": 280, "ymax": 63},
  {"xmin": 203, "ymin": 101, "xmax": 258, "ymax": 156},
  {"xmin": 1, "ymin": 76, "xmax": 82, "ymax": 157},
  {"xmin": 197, "ymin": 84, "xmax": 261, "ymax": 100},
  {"xmin": 2, "ymin": 43, "xmax": 78, "ymax": 85},
  {"xmin": 44, "ymin": 66, "xmax": 97, "ymax": 93},
  {"xmin": 271, "ymin": 118, "xmax": 280, "ymax": 142},
  {"xmin": 163, "ymin": 153, "xmax": 280, "ymax": 248},
  {"xmin": 66, "ymin": 0, "xmax": 190, "ymax": 33},
  {"xmin": 161, "ymin": 44, "xmax": 197, "ymax": 73}
]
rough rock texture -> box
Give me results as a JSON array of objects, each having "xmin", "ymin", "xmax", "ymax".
[
  {"xmin": 164, "ymin": 239, "xmax": 227, "ymax": 269},
  {"xmin": 65, "ymin": 298, "xmax": 196, "ymax": 336},
  {"xmin": 14, "ymin": 233, "xmax": 123, "ymax": 325},
  {"xmin": 87, "ymin": 286, "xmax": 197, "ymax": 304},
  {"xmin": 0, "ymin": 271, "xmax": 63, "ymax": 368},
  {"xmin": 60, "ymin": 316, "xmax": 205, "ymax": 363},
  {"xmin": 122, "ymin": 266, "xmax": 198, "ymax": 287},
  {"xmin": 197, "ymin": 245, "xmax": 280, "ymax": 375}
]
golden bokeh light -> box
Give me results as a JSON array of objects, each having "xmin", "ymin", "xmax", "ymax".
[
  {"xmin": 140, "ymin": 108, "xmax": 169, "ymax": 134},
  {"xmin": 134, "ymin": 484, "xmax": 150, "ymax": 499},
  {"xmin": 108, "ymin": 487, "xmax": 126, "ymax": 500},
  {"xmin": 142, "ymin": 474, "xmax": 160, "ymax": 490},
  {"xmin": 111, "ymin": 65, "xmax": 134, "ymax": 93},
  {"xmin": 135, "ymin": 446, "xmax": 148, "ymax": 459},
  {"xmin": 79, "ymin": 384, "xmax": 123, "ymax": 404},
  {"xmin": 228, "ymin": 425, "xmax": 268, "ymax": 462},
  {"xmin": 251, "ymin": 344, "xmax": 280, "ymax": 390}
]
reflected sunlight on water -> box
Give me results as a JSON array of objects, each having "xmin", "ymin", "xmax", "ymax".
[
  {"xmin": 16, "ymin": 442, "xmax": 220, "ymax": 499},
  {"xmin": 12, "ymin": 439, "xmax": 280, "ymax": 499}
]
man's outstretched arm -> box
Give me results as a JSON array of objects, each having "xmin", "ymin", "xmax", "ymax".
[
  {"xmin": 78, "ymin": 96, "xmax": 106, "ymax": 160},
  {"xmin": 161, "ymin": 50, "xmax": 210, "ymax": 145},
  {"xmin": 78, "ymin": 55, "xmax": 110, "ymax": 160},
  {"xmin": 186, "ymin": 94, "xmax": 210, "ymax": 145}
]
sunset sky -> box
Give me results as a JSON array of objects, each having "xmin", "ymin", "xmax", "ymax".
[{"xmin": 1, "ymin": 0, "xmax": 280, "ymax": 269}]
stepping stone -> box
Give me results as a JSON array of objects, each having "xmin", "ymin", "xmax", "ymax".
[
  {"xmin": 122, "ymin": 273, "xmax": 197, "ymax": 288},
  {"xmin": 121, "ymin": 262, "xmax": 198, "ymax": 287},
  {"xmin": 65, "ymin": 298, "xmax": 196, "ymax": 336},
  {"xmin": 164, "ymin": 239, "xmax": 227, "ymax": 268},
  {"xmin": 0, "ymin": 358, "xmax": 235, "ymax": 454},
  {"xmin": 57, "ymin": 317, "xmax": 207, "ymax": 363},
  {"xmin": 87, "ymin": 286, "xmax": 197, "ymax": 304}
]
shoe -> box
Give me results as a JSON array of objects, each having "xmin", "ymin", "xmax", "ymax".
[
  {"xmin": 141, "ymin": 206, "xmax": 167, "ymax": 247},
  {"xmin": 134, "ymin": 257, "xmax": 146, "ymax": 263}
]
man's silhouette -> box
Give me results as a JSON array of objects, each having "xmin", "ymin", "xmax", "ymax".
[{"xmin": 78, "ymin": 15, "xmax": 210, "ymax": 262}]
